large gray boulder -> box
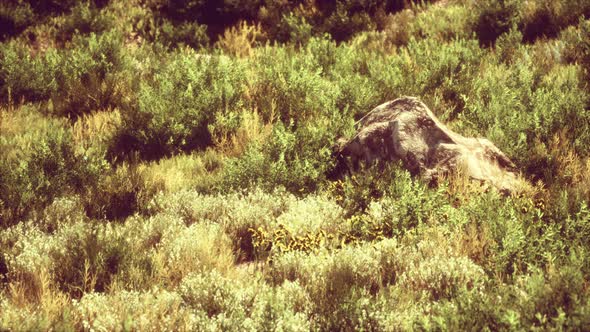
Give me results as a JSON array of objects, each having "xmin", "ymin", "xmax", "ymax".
[{"xmin": 334, "ymin": 97, "xmax": 521, "ymax": 192}]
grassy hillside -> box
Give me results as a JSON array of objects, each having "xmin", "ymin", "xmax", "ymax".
[{"xmin": 1, "ymin": 0, "xmax": 590, "ymax": 330}]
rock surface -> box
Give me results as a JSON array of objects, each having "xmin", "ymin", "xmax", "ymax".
[{"xmin": 334, "ymin": 96, "xmax": 520, "ymax": 192}]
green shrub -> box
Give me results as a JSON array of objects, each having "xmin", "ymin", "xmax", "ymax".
[
  {"xmin": 159, "ymin": 0, "xmax": 260, "ymax": 35},
  {"xmin": 519, "ymin": 0, "xmax": 590, "ymax": 43},
  {"xmin": 158, "ymin": 20, "xmax": 209, "ymax": 49},
  {"xmin": 473, "ymin": 0, "xmax": 518, "ymax": 47},
  {"xmin": 412, "ymin": 4, "xmax": 476, "ymax": 42},
  {"xmin": 247, "ymin": 44, "xmax": 341, "ymax": 124},
  {"xmin": 561, "ymin": 18, "xmax": 590, "ymax": 83},
  {"xmin": 532, "ymin": 65, "xmax": 590, "ymax": 153},
  {"xmin": 456, "ymin": 191, "xmax": 551, "ymax": 277},
  {"xmin": 136, "ymin": 13, "xmax": 210, "ymax": 50},
  {"xmin": 519, "ymin": 2, "xmax": 560, "ymax": 43},
  {"xmin": 154, "ymin": 0, "xmax": 412, "ymax": 44},
  {"xmin": 328, "ymin": 38, "xmax": 382, "ymax": 118},
  {"xmin": 180, "ymin": 271, "xmax": 312, "ymax": 331},
  {"xmin": 493, "ymin": 26, "xmax": 524, "ymax": 64},
  {"xmin": 303, "ymin": 0, "xmax": 419, "ymax": 43},
  {"xmin": 110, "ymin": 51, "xmax": 245, "ymax": 161},
  {"xmin": 441, "ymin": 258, "xmax": 590, "ymax": 330},
  {"xmin": 73, "ymin": 289, "xmax": 190, "ymax": 331},
  {"xmin": 0, "ymin": 2, "xmax": 35, "ymax": 41},
  {"xmin": 54, "ymin": 2, "xmax": 116, "ymax": 43},
  {"xmin": 1, "ymin": 30, "xmax": 134, "ymax": 115},
  {"xmin": 50, "ymin": 30, "xmax": 134, "ymax": 117},
  {"xmin": 349, "ymin": 184, "xmax": 447, "ymax": 241},
  {"xmin": 0, "ymin": 107, "xmax": 106, "ymax": 227},
  {"xmin": 276, "ymin": 13, "xmax": 313, "ymax": 45},
  {"xmin": 221, "ymin": 121, "xmax": 336, "ymax": 193},
  {"xmin": 267, "ymin": 246, "xmax": 382, "ymax": 330},
  {"xmin": 520, "ymin": 263, "xmax": 590, "ymax": 329},
  {"xmin": 459, "ymin": 52, "xmax": 589, "ymax": 184},
  {"xmin": 365, "ymin": 37, "xmax": 483, "ymax": 118},
  {"xmin": 0, "ymin": 0, "xmax": 109, "ymax": 42},
  {"xmin": 19, "ymin": 0, "xmax": 79, "ymax": 15},
  {"xmin": 329, "ymin": 163, "xmax": 445, "ymax": 229},
  {"xmin": 319, "ymin": 1, "xmax": 377, "ymax": 42},
  {"xmin": 0, "ymin": 41, "xmax": 58, "ymax": 102}
]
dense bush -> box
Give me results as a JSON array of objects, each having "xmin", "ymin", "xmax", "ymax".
[
  {"xmin": 562, "ymin": 18, "xmax": 590, "ymax": 83},
  {"xmin": 0, "ymin": 107, "xmax": 106, "ymax": 227},
  {"xmin": 51, "ymin": 31, "xmax": 134, "ymax": 117},
  {"xmin": 518, "ymin": 0, "xmax": 590, "ymax": 43},
  {"xmin": 53, "ymin": 2, "xmax": 116, "ymax": 43},
  {"xmin": 2, "ymin": 0, "xmax": 590, "ymax": 330},
  {"xmin": 109, "ymin": 50, "xmax": 245, "ymax": 161},
  {"xmin": 0, "ymin": 2, "xmax": 35, "ymax": 41},
  {"xmin": 473, "ymin": 0, "xmax": 518, "ymax": 47},
  {"xmin": 0, "ymin": 41, "xmax": 58, "ymax": 102},
  {"xmin": 460, "ymin": 55, "xmax": 590, "ymax": 184},
  {"xmin": 155, "ymin": 0, "xmax": 414, "ymax": 43},
  {"xmin": 221, "ymin": 122, "xmax": 338, "ymax": 193},
  {"xmin": 246, "ymin": 43, "xmax": 342, "ymax": 123},
  {"xmin": 0, "ymin": 30, "xmax": 133, "ymax": 116}
]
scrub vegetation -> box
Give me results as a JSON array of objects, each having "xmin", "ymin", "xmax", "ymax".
[{"xmin": 1, "ymin": 0, "xmax": 590, "ymax": 330}]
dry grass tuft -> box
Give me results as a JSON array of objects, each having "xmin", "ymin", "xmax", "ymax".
[
  {"xmin": 214, "ymin": 109, "xmax": 273, "ymax": 157},
  {"xmin": 71, "ymin": 109, "xmax": 121, "ymax": 151},
  {"xmin": 215, "ymin": 21, "xmax": 266, "ymax": 58}
]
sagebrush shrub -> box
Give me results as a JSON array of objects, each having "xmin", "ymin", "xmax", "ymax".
[
  {"xmin": 247, "ymin": 43, "xmax": 341, "ymax": 124},
  {"xmin": 519, "ymin": 0, "xmax": 590, "ymax": 43},
  {"xmin": 110, "ymin": 50, "xmax": 245, "ymax": 160},
  {"xmin": 157, "ymin": 19, "xmax": 209, "ymax": 49},
  {"xmin": 412, "ymin": 3, "xmax": 476, "ymax": 42},
  {"xmin": 73, "ymin": 289, "xmax": 190, "ymax": 331},
  {"xmin": 54, "ymin": 2, "xmax": 115, "ymax": 43},
  {"xmin": 399, "ymin": 255, "xmax": 486, "ymax": 300},
  {"xmin": 51, "ymin": 30, "xmax": 134, "ymax": 117},
  {"xmin": 561, "ymin": 18, "xmax": 590, "ymax": 83},
  {"xmin": 179, "ymin": 270, "xmax": 247, "ymax": 318},
  {"xmin": 473, "ymin": 0, "xmax": 518, "ymax": 47},
  {"xmin": 0, "ymin": 107, "xmax": 105, "ymax": 227},
  {"xmin": 153, "ymin": 222, "xmax": 235, "ymax": 285},
  {"xmin": 2, "ymin": 1, "xmax": 590, "ymax": 330},
  {"xmin": 220, "ymin": 119, "xmax": 339, "ymax": 193},
  {"xmin": 0, "ymin": 2, "xmax": 35, "ymax": 41},
  {"xmin": 267, "ymin": 246, "xmax": 382, "ymax": 330},
  {"xmin": 84, "ymin": 163, "xmax": 149, "ymax": 221},
  {"xmin": 179, "ymin": 271, "xmax": 312, "ymax": 331},
  {"xmin": 0, "ymin": 41, "xmax": 58, "ymax": 102}
]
